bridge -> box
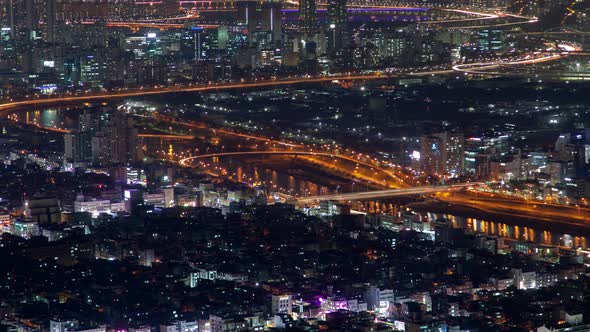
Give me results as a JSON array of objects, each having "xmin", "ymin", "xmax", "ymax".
[
  {"xmin": 521, "ymin": 26, "xmax": 590, "ymax": 36},
  {"xmin": 513, "ymin": 27, "xmax": 590, "ymax": 46},
  {"xmin": 0, "ymin": 55, "xmax": 560, "ymax": 114},
  {"xmin": 103, "ymin": 21, "xmax": 219, "ymax": 31},
  {"xmin": 138, "ymin": 134, "xmax": 196, "ymax": 140},
  {"xmin": 0, "ymin": 72, "xmax": 446, "ymax": 114},
  {"xmin": 178, "ymin": 150, "xmax": 410, "ymax": 187},
  {"xmin": 418, "ymin": 10, "xmax": 536, "ymax": 29},
  {"xmin": 451, "ymin": 54, "xmax": 572, "ymax": 77},
  {"xmin": 176, "ymin": 0, "xmax": 474, "ymax": 10},
  {"xmin": 15, "ymin": 122, "xmax": 198, "ymax": 140},
  {"xmin": 295, "ymin": 184, "xmax": 474, "ymax": 203},
  {"xmin": 178, "ymin": 152, "xmax": 478, "ymax": 202}
]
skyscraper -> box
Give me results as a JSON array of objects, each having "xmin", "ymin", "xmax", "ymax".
[
  {"xmin": 1, "ymin": 0, "xmax": 35, "ymax": 40},
  {"xmin": 299, "ymin": 0, "xmax": 317, "ymax": 36},
  {"xmin": 3, "ymin": 0, "xmax": 15, "ymax": 38},
  {"xmin": 45, "ymin": 0, "xmax": 56, "ymax": 42},
  {"xmin": 261, "ymin": 1, "xmax": 282, "ymax": 44},
  {"xmin": 327, "ymin": 0, "xmax": 347, "ymax": 51},
  {"xmin": 238, "ymin": 1, "xmax": 282, "ymax": 46},
  {"xmin": 24, "ymin": 0, "xmax": 37, "ymax": 40},
  {"xmin": 237, "ymin": 1, "xmax": 257, "ymax": 44}
]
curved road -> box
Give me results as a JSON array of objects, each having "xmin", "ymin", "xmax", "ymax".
[
  {"xmin": 178, "ymin": 150, "xmax": 410, "ymax": 187},
  {"xmin": 452, "ymin": 54, "xmax": 565, "ymax": 76}
]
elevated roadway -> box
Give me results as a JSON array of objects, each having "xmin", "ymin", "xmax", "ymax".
[
  {"xmin": 0, "ymin": 72, "xmax": 445, "ymax": 113},
  {"xmin": 432, "ymin": 191, "xmax": 590, "ymax": 226},
  {"xmin": 418, "ymin": 10, "xmax": 536, "ymax": 29},
  {"xmin": 515, "ymin": 27, "xmax": 590, "ymax": 36},
  {"xmin": 452, "ymin": 54, "xmax": 566, "ymax": 76},
  {"xmin": 178, "ymin": 150, "xmax": 409, "ymax": 187},
  {"xmin": 0, "ymin": 55, "xmax": 562, "ymax": 114},
  {"xmin": 297, "ymin": 184, "xmax": 473, "ymax": 203},
  {"xmin": 103, "ymin": 22, "xmax": 219, "ymax": 30},
  {"xmin": 138, "ymin": 134, "xmax": 196, "ymax": 139},
  {"xmin": 12, "ymin": 121, "xmax": 197, "ymax": 140}
]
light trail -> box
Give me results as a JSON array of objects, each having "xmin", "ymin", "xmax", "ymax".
[
  {"xmin": 436, "ymin": 191, "xmax": 590, "ymax": 225},
  {"xmin": 2, "ymin": 54, "xmax": 576, "ymax": 217},
  {"xmin": 0, "ymin": 72, "xmax": 442, "ymax": 113},
  {"xmin": 138, "ymin": 134, "xmax": 195, "ymax": 139},
  {"xmin": 0, "ymin": 56, "xmax": 561, "ymax": 118},
  {"xmin": 135, "ymin": 13, "xmax": 198, "ymax": 22},
  {"xmin": 102, "ymin": 22, "xmax": 219, "ymax": 30},
  {"xmin": 515, "ymin": 30, "xmax": 590, "ymax": 36},
  {"xmin": 452, "ymin": 54, "xmax": 565, "ymax": 76},
  {"xmin": 178, "ymin": 151, "xmax": 409, "ymax": 187},
  {"xmin": 448, "ymin": 18, "xmax": 537, "ymax": 29},
  {"xmin": 10, "ymin": 121, "xmax": 196, "ymax": 140},
  {"xmin": 297, "ymin": 184, "xmax": 474, "ymax": 203},
  {"xmin": 419, "ymin": 8, "xmax": 498, "ymax": 25},
  {"xmin": 281, "ymin": 7, "xmax": 431, "ymax": 12},
  {"xmin": 139, "ymin": 115, "xmax": 303, "ymax": 148},
  {"xmin": 417, "ymin": 9, "xmax": 536, "ymax": 28}
]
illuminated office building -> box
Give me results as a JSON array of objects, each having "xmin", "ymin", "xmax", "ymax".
[
  {"xmin": 327, "ymin": 0, "xmax": 348, "ymax": 51},
  {"xmin": 299, "ymin": 0, "xmax": 317, "ymax": 36}
]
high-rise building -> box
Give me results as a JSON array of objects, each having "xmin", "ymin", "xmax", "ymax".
[
  {"xmin": 237, "ymin": 1, "xmax": 282, "ymax": 47},
  {"xmin": 65, "ymin": 110, "xmax": 139, "ymax": 165},
  {"xmin": 327, "ymin": 0, "xmax": 347, "ymax": 51},
  {"xmin": 299, "ymin": 0, "xmax": 317, "ymax": 36},
  {"xmin": 64, "ymin": 131, "xmax": 93, "ymax": 163},
  {"xmin": 65, "ymin": 109, "xmax": 101, "ymax": 163},
  {"xmin": 237, "ymin": 1, "xmax": 257, "ymax": 44},
  {"xmin": 2, "ymin": 0, "xmax": 16, "ymax": 38},
  {"xmin": 1, "ymin": 0, "xmax": 37, "ymax": 40},
  {"xmin": 420, "ymin": 132, "xmax": 464, "ymax": 177},
  {"xmin": 92, "ymin": 111, "xmax": 139, "ymax": 164},
  {"xmin": 24, "ymin": 0, "xmax": 36, "ymax": 40},
  {"xmin": 261, "ymin": 1, "xmax": 282, "ymax": 44},
  {"xmin": 45, "ymin": 0, "xmax": 57, "ymax": 42}
]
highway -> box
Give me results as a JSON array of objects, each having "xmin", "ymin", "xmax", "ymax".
[
  {"xmin": 178, "ymin": 150, "xmax": 409, "ymax": 188},
  {"xmin": 419, "ymin": 9, "xmax": 535, "ymax": 29},
  {"xmin": 296, "ymin": 184, "xmax": 473, "ymax": 203},
  {"xmin": 103, "ymin": 22, "xmax": 219, "ymax": 30},
  {"xmin": 15, "ymin": 116, "xmax": 356, "ymax": 185},
  {"xmin": 434, "ymin": 191, "xmax": 590, "ymax": 226},
  {"xmin": 138, "ymin": 134, "xmax": 195, "ymax": 140},
  {"xmin": 0, "ymin": 73, "xmax": 439, "ymax": 113},
  {"xmin": 452, "ymin": 54, "xmax": 566, "ymax": 76},
  {"xmin": 0, "ymin": 55, "xmax": 562, "ymax": 114},
  {"xmin": 517, "ymin": 27, "xmax": 590, "ymax": 36},
  {"xmin": 129, "ymin": 113, "xmax": 304, "ymax": 148},
  {"xmin": 447, "ymin": 18, "xmax": 538, "ymax": 29},
  {"xmin": 79, "ymin": 5, "xmax": 538, "ymax": 31},
  {"xmin": 2, "ymin": 53, "xmax": 578, "ymax": 216},
  {"xmin": 12, "ymin": 121, "xmax": 197, "ymax": 140}
]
